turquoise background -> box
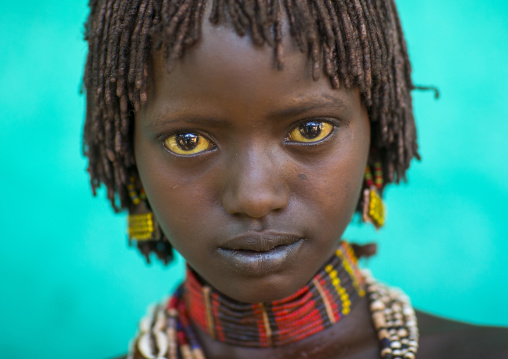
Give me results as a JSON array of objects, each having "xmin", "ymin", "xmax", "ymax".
[{"xmin": 1, "ymin": 0, "xmax": 507, "ymax": 358}]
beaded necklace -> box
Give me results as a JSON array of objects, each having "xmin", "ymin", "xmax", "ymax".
[
  {"xmin": 185, "ymin": 241, "xmax": 364, "ymax": 348},
  {"xmin": 129, "ymin": 242, "xmax": 419, "ymax": 359}
]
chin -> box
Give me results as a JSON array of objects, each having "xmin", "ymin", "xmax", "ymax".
[{"xmin": 216, "ymin": 272, "xmax": 310, "ymax": 304}]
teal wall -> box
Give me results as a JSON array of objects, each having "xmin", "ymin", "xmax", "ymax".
[{"xmin": 1, "ymin": 1, "xmax": 507, "ymax": 358}]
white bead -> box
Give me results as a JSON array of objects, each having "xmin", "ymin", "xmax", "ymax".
[
  {"xmin": 403, "ymin": 307, "xmax": 415, "ymax": 316},
  {"xmin": 397, "ymin": 328, "xmax": 408, "ymax": 337},
  {"xmin": 392, "ymin": 349, "xmax": 402, "ymax": 356},
  {"xmin": 138, "ymin": 333, "xmax": 156, "ymax": 359},
  {"xmin": 139, "ymin": 317, "xmax": 152, "ymax": 333},
  {"xmin": 370, "ymin": 300, "xmax": 385, "ymax": 311},
  {"xmin": 391, "ymin": 341, "xmax": 401, "ymax": 349},
  {"xmin": 153, "ymin": 310, "xmax": 166, "ymax": 331},
  {"xmin": 378, "ymin": 329, "xmax": 389, "ymax": 339},
  {"xmin": 154, "ymin": 330, "xmax": 169, "ymax": 355},
  {"xmin": 137, "ymin": 331, "xmax": 168, "ymax": 359},
  {"xmin": 406, "ymin": 320, "xmax": 417, "ymax": 327},
  {"xmin": 381, "ymin": 348, "xmax": 392, "ymax": 356},
  {"xmin": 409, "ymin": 343, "xmax": 419, "ymax": 350},
  {"xmin": 373, "ymin": 312, "xmax": 386, "ymax": 329}
]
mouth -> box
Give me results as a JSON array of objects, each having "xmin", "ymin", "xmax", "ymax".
[{"xmin": 217, "ymin": 232, "xmax": 304, "ymax": 275}]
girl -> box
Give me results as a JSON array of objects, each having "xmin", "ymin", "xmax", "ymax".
[{"xmin": 82, "ymin": 0, "xmax": 508, "ymax": 358}]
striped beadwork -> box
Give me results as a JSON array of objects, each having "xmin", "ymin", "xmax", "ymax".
[
  {"xmin": 362, "ymin": 187, "xmax": 385, "ymax": 229},
  {"xmin": 364, "ymin": 163, "xmax": 383, "ymax": 190},
  {"xmin": 363, "ymin": 163, "xmax": 386, "ymax": 229},
  {"xmin": 129, "ymin": 242, "xmax": 419, "ymax": 359},
  {"xmin": 128, "ymin": 212, "xmax": 159, "ymax": 241},
  {"xmin": 185, "ymin": 241, "xmax": 364, "ymax": 348}
]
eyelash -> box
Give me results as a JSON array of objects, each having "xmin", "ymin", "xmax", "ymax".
[
  {"xmin": 159, "ymin": 119, "xmax": 338, "ymax": 156},
  {"xmin": 284, "ymin": 118, "xmax": 338, "ymax": 144},
  {"xmin": 159, "ymin": 129, "xmax": 217, "ymax": 157}
]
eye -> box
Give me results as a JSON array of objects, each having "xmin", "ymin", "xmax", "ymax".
[
  {"xmin": 163, "ymin": 132, "xmax": 215, "ymax": 155},
  {"xmin": 287, "ymin": 121, "xmax": 334, "ymax": 143}
]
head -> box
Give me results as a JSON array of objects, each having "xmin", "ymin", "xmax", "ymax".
[{"xmin": 83, "ymin": 0, "xmax": 417, "ymax": 302}]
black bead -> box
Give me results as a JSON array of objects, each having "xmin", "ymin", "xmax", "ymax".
[{"xmin": 380, "ymin": 338, "xmax": 391, "ymax": 348}]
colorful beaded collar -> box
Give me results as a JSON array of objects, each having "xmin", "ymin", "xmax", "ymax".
[
  {"xmin": 130, "ymin": 242, "xmax": 419, "ymax": 359},
  {"xmin": 185, "ymin": 241, "xmax": 365, "ymax": 348}
]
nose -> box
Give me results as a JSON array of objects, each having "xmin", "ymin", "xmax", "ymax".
[{"xmin": 221, "ymin": 147, "xmax": 289, "ymax": 218}]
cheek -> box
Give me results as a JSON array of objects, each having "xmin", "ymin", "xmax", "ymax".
[
  {"xmin": 296, "ymin": 130, "xmax": 369, "ymax": 236},
  {"xmin": 144, "ymin": 173, "xmax": 217, "ymax": 238},
  {"xmin": 305, "ymin": 158, "xmax": 363, "ymax": 229},
  {"xmin": 141, "ymin": 171, "xmax": 223, "ymax": 263},
  {"xmin": 134, "ymin": 131, "xmax": 218, "ymax": 254}
]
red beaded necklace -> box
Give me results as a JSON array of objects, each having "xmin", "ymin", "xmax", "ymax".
[
  {"xmin": 130, "ymin": 242, "xmax": 420, "ymax": 359},
  {"xmin": 184, "ymin": 241, "xmax": 365, "ymax": 348}
]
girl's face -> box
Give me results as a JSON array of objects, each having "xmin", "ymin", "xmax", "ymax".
[{"xmin": 134, "ymin": 20, "xmax": 370, "ymax": 303}]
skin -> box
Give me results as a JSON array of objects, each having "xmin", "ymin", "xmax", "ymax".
[
  {"xmin": 135, "ymin": 21, "xmax": 370, "ymax": 305},
  {"xmin": 124, "ymin": 9, "xmax": 508, "ymax": 359}
]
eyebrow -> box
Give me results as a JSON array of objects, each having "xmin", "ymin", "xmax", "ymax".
[
  {"xmin": 145, "ymin": 95, "xmax": 349, "ymax": 131},
  {"xmin": 146, "ymin": 114, "xmax": 228, "ymax": 132},
  {"xmin": 267, "ymin": 95, "xmax": 348, "ymax": 119}
]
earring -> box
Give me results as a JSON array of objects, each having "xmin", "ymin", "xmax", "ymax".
[
  {"xmin": 127, "ymin": 177, "xmax": 161, "ymax": 242},
  {"xmin": 127, "ymin": 177, "xmax": 174, "ymax": 264},
  {"xmin": 362, "ymin": 162, "xmax": 385, "ymax": 229}
]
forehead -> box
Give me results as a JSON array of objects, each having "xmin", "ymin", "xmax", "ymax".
[
  {"xmin": 154, "ymin": 21, "xmax": 310, "ymax": 93},
  {"xmin": 144, "ymin": 16, "xmax": 361, "ymax": 122}
]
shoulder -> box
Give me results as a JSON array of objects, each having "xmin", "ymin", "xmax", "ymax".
[{"xmin": 416, "ymin": 310, "xmax": 508, "ymax": 359}]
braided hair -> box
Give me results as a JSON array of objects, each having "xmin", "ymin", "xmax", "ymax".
[{"xmin": 83, "ymin": 0, "xmax": 418, "ymax": 264}]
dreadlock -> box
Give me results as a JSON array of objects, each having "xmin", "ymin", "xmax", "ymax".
[{"xmin": 83, "ymin": 0, "xmax": 418, "ymax": 264}]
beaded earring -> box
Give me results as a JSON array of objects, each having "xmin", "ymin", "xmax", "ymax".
[
  {"xmin": 127, "ymin": 177, "xmax": 161, "ymax": 242},
  {"xmin": 127, "ymin": 177, "xmax": 174, "ymax": 264},
  {"xmin": 362, "ymin": 162, "xmax": 385, "ymax": 229}
]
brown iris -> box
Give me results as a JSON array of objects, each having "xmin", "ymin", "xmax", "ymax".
[
  {"xmin": 164, "ymin": 132, "xmax": 214, "ymax": 155},
  {"xmin": 287, "ymin": 121, "xmax": 334, "ymax": 143}
]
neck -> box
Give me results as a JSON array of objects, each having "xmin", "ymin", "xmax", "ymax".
[{"xmin": 184, "ymin": 241, "xmax": 366, "ymax": 348}]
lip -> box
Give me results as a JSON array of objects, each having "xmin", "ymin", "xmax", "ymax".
[{"xmin": 217, "ymin": 232, "xmax": 304, "ymax": 275}]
